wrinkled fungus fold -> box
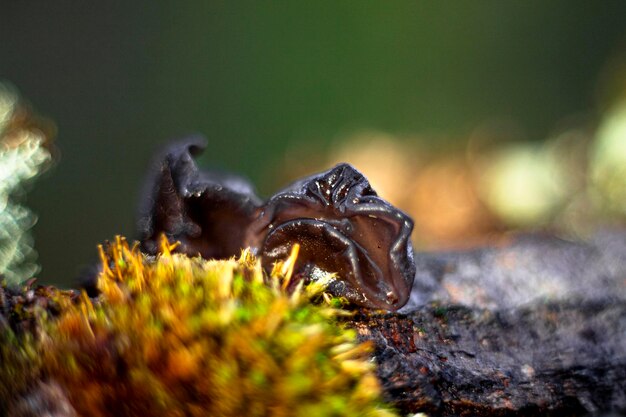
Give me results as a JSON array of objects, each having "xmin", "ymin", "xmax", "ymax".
[{"xmin": 138, "ymin": 138, "xmax": 415, "ymax": 311}]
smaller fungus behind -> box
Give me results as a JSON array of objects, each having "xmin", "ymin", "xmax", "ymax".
[
  {"xmin": 138, "ymin": 138, "xmax": 416, "ymax": 311},
  {"xmin": 138, "ymin": 137, "xmax": 262, "ymax": 259}
]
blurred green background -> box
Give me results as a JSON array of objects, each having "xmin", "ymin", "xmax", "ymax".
[{"xmin": 1, "ymin": 1, "xmax": 626, "ymax": 286}]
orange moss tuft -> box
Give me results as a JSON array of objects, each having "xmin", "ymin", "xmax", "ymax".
[{"xmin": 39, "ymin": 236, "xmax": 395, "ymax": 417}]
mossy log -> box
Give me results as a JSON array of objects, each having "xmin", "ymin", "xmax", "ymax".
[{"xmin": 2, "ymin": 233, "xmax": 626, "ymax": 416}]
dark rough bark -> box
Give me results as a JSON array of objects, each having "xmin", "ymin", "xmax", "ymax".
[
  {"xmin": 352, "ymin": 232, "xmax": 626, "ymax": 416},
  {"xmin": 354, "ymin": 301, "xmax": 625, "ymax": 416}
]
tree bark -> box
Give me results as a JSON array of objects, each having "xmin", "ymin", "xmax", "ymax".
[{"xmin": 353, "ymin": 232, "xmax": 626, "ymax": 416}]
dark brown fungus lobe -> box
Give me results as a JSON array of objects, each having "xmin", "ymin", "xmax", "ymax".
[
  {"xmin": 244, "ymin": 164, "xmax": 416, "ymax": 311},
  {"xmin": 138, "ymin": 140, "xmax": 416, "ymax": 311},
  {"xmin": 137, "ymin": 137, "xmax": 262, "ymax": 259}
]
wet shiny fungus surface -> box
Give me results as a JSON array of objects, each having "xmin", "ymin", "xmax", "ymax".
[{"xmin": 138, "ymin": 138, "xmax": 416, "ymax": 311}]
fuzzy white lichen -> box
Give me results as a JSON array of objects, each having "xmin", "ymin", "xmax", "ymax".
[{"xmin": 0, "ymin": 83, "xmax": 52, "ymax": 283}]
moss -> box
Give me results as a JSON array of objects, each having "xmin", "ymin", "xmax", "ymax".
[
  {"xmin": 0, "ymin": 326, "xmax": 41, "ymax": 415},
  {"xmin": 0, "ymin": 278, "xmax": 77, "ymax": 416},
  {"xmin": 33, "ymin": 236, "xmax": 396, "ymax": 417}
]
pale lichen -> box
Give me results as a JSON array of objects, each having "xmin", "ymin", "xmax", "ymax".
[{"xmin": 0, "ymin": 82, "xmax": 54, "ymax": 283}]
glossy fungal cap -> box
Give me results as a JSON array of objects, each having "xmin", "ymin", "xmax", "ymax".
[
  {"xmin": 246, "ymin": 163, "xmax": 416, "ymax": 311},
  {"xmin": 137, "ymin": 140, "xmax": 416, "ymax": 312},
  {"xmin": 137, "ymin": 137, "xmax": 262, "ymax": 259}
]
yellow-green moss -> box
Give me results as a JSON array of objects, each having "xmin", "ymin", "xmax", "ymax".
[
  {"xmin": 37, "ymin": 237, "xmax": 395, "ymax": 417},
  {"xmin": 0, "ymin": 280, "xmax": 75, "ymax": 415},
  {"xmin": 0, "ymin": 327, "xmax": 41, "ymax": 415}
]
